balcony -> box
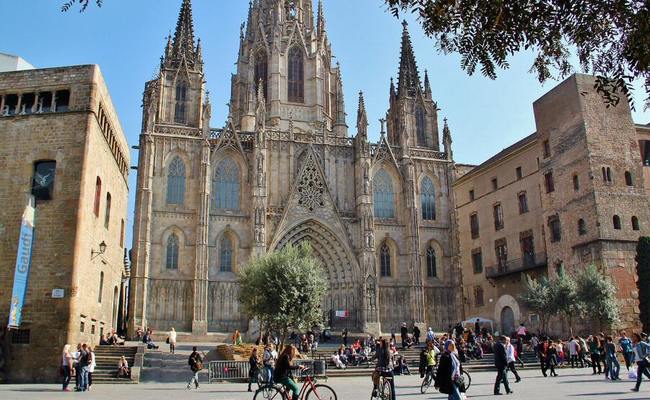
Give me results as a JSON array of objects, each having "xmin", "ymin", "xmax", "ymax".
[{"xmin": 485, "ymin": 252, "xmax": 547, "ymax": 279}]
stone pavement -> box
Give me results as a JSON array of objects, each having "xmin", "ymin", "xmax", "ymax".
[{"xmin": 1, "ymin": 367, "xmax": 648, "ymax": 400}]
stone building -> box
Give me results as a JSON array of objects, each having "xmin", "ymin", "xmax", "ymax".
[
  {"xmin": 129, "ymin": 0, "xmax": 461, "ymax": 336},
  {"xmin": 455, "ymin": 74, "xmax": 649, "ymax": 335},
  {"xmin": 0, "ymin": 65, "xmax": 130, "ymax": 382}
]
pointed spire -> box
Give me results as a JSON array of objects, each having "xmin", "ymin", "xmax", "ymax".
[
  {"xmin": 195, "ymin": 38, "xmax": 203, "ymax": 65},
  {"xmin": 424, "ymin": 69, "xmax": 432, "ymax": 98},
  {"xmin": 165, "ymin": 31, "xmax": 173, "ymax": 59},
  {"xmin": 317, "ymin": 0, "xmax": 326, "ymax": 39},
  {"xmin": 357, "ymin": 91, "xmax": 368, "ymax": 138},
  {"xmin": 397, "ymin": 20, "xmax": 422, "ymax": 97},
  {"xmin": 170, "ymin": 0, "xmax": 197, "ymax": 66},
  {"xmin": 335, "ymin": 66, "xmax": 346, "ymax": 126},
  {"xmin": 443, "ymin": 117, "xmax": 453, "ymax": 160},
  {"xmin": 389, "ymin": 77, "xmax": 396, "ymax": 103}
]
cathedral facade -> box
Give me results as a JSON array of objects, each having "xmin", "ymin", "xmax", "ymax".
[{"xmin": 128, "ymin": 0, "xmax": 461, "ymax": 336}]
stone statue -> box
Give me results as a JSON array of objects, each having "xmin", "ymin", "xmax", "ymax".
[
  {"xmin": 365, "ymin": 231, "xmax": 374, "ymax": 248},
  {"xmin": 257, "ymin": 153, "xmax": 265, "ymax": 187},
  {"xmin": 363, "ymin": 164, "xmax": 370, "ymax": 195}
]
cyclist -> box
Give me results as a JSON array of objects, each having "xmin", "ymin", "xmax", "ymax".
[
  {"xmin": 426, "ymin": 342, "xmax": 439, "ymax": 378},
  {"xmin": 371, "ymin": 338, "xmax": 396, "ymax": 400},
  {"xmin": 273, "ymin": 345, "xmax": 306, "ymax": 400}
]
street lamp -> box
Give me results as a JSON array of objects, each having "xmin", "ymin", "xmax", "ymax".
[{"xmin": 91, "ymin": 241, "xmax": 107, "ymax": 259}]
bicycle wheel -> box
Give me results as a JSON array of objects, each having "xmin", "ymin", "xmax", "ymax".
[
  {"xmin": 256, "ymin": 370, "xmax": 268, "ymax": 389},
  {"xmin": 254, "ymin": 385, "xmax": 285, "ymax": 400},
  {"xmin": 305, "ymin": 383, "xmax": 337, "ymax": 400},
  {"xmin": 461, "ymin": 370, "xmax": 471, "ymax": 391},
  {"xmin": 380, "ymin": 379, "xmax": 393, "ymax": 400},
  {"xmin": 420, "ymin": 375, "xmax": 431, "ymax": 394}
]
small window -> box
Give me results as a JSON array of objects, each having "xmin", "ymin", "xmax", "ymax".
[
  {"xmin": 607, "ymin": 167, "xmax": 613, "ymax": 183},
  {"xmin": 474, "ymin": 286, "xmax": 484, "ymax": 307},
  {"xmin": 625, "ymin": 171, "xmax": 633, "ymax": 186},
  {"xmin": 518, "ymin": 192, "xmax": 529, "ymax": 214},
  {"xmin": 520, "ymin": 234, "xmax": 535, "ymax": 267},
  {"xmin": 120, "ymin": 219, "xmax": 125, "ymax": 248},
  {"xmin": 495, "ymin": 239, "xmax": 508, "ymax": 270},
  {"xmin": 174, "ymin": 83, "xmax": 187, "ymax": 124},
  {"xmin": 549, "ymin": 216, "xmax": 562, "ymax": 242},
  {"xmin": 491, "ymin": 178, "xmax": 498, "ymax": 191},
  {"xmin": 573, "ymin": 174, "xmax": 580, "ymax": 191},
  {"xmin": 543, "ymin": 140, "xmax": 551, "ymax": 158},
  {"xmin": 80, "ymin": 319, "xmax": 85, "ymax": 333},
  {"xmin": 91, "ymin": 322, "xmax": 96, "ymax": 335},
  {"xmin": 11, "ymin": 329, "xmax": 30, "ymax": 344},
  {"xmin": 469, "ymin": 189, "xmax": 475, "ymax": 202},
  {"xmin": 93, "ymin": 177, "xmax": 102, "ymax": 217},
  {"xmin": 98, "ymin": 271, "xmax": 104, "ymax": 303},
  {"xmin": 544, "ymin": 171, "xmax": 555, "ymax": 193},
  {"xmin": 632, "ymin": 216, "xmax": 640, "ymax": 231},
  {"xmin": 20, "ymin": 93, "xmax": 35, "ymax": 114},
  {"xmin": 578, "ymin": 218, "xmax": 587, "ymax": 235},
  {"xmin": 471, "ymin": 249, "xmax": 483, "ymax": 274},
  {"xmin": 104, "ymin": 193, "xmax": 112, "ymax": 229},
  {"xmin": 4, "ymin": 94, "xmax": 18, "ymax": 115},
  {"xmin": 516, "ymin": 167, "xmax": 522, "ymax": 180},
  {"xmin": 380, "ymin": 243, "xmax": 391, "ymax": 277},
  {"xmin": 37, "ymin": 91, "xmax": 52, "ymax": 113},
  {"xmin": 166, "ymin": 234, "xmax": 180, "ymax": 269},
  {"xmin": 54, "ymin": 90, "xmax": 70, "ymax": 112},
  {"xmin": 493, "ymin": 203, "xmax": 504, "ymax": 230},
  {"xmin": 603, "ymin": 167, "xmax": 613, "ymax": 183},
  {"xmin": 426, "ymin": 246, "xmax": 437, "ymax": 278},
  {"xmin": 470, "ymin": 213, "xmax": 480, "ymax": 239},
  {"xmin": 613, "ymin": 215, "xmax": 622, "ymax": 230},
  {"xmin": 32, "ymin": 160, "xmax": 56, "ymax": 201},
  {"xmin": 220, "ymin": 236, "xmax": 233, "ymax": 272}
]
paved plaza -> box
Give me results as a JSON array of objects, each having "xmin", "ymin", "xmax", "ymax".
[{"xmin": 1, "ymin": 368, "xmax": 648, "ymax": 400}]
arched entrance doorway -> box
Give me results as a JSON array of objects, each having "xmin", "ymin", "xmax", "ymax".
[
  {"xmin": 500, "ymin": 306, "xmax": 515, "ymax": 335},
  {"xmin": 274, "ymin": 220, "xmax": 360, "ymax": 331}
]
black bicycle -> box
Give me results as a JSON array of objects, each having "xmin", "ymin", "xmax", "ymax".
[
  {"xmin": 420, "ymin": 368, "xmax": 435, "ymax": 394},
  {"xmin": 370, "ymin": 369, "xmax": 393, "ymax": 400}
]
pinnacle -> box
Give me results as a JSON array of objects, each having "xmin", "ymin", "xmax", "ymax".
[
  {"xmin": 170, "ymin": 0, "xmax": 197, "ymax": 66},
  {"xmin": 397, "ymin": 19, "xmax": 422, "ymax": 97}
]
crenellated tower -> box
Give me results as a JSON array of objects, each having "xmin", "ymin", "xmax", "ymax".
[
  {"xmin": 386, "ymin": 21, "xmax": 440, "ymax": 151},
  {"xmin": 231, "ymin": 0, "xmax": 347, "ymax": 135}
]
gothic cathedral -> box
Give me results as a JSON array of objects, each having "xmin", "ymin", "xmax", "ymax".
[{"xmin": 129, "ymin": 0, "xmax": 462, "ymax": 336}]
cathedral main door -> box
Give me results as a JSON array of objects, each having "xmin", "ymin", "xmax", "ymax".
[{"xmin": 275, "ymin": 220, "xmax": 361, "ymax": 331}]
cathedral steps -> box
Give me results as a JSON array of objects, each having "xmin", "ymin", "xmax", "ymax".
[{"xmin": 92, "ymin": 345, "xmax": 142, "ymax": 384}]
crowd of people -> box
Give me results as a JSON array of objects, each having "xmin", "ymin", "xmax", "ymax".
[{"xmin": 60, "ymin": 343, "xmax": 96, "ymax": 392}]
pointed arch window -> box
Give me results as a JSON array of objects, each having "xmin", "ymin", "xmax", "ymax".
[
  {"xmin": 93, "ymin": 176, "xmax": 102, "ymax": 217},
  {"xmin": 174, "ymin": 82, "xmax": 187, "ymax": 124},
  {"xmin": 166, "ymin": 234, "xmax": 179, "ymax": 270},
  {"xmin": 288, "ymin": 46, "xmax": 304, "ymax": 103},
  {"xmin": 373, "ymin": 169, "xmax": 395, "ymax": 218},
  {"xmin": 213, "ymin": 159, "xmax": 240, "ymax": 210},
  {"xmin": 416, "ymin": 106, "xmax": 426, "ymax": 146},
  {"xmin": 421, "ymin": 177, "xmax": 436, "ymax": 220},
  {"xmin": 166, "ymin": 157, "xmax": 186, "ymax": 205},
  {"xmin": 220, "ymin": 236, "xmax": 233, "ymax": 272},
  {"xmin": 104, "ymin": 192, "xmax": 111, "ymax": 229},
  {"xmin": 426, "ymin": 246, "xmax": 437, "ymax": 277},
  {"xmin": 380, "ymin": 243, "xmax": 391, "ymax": 277},
  {"xmin": 254, "ymin": 49, "xmax": 268, "ymax": 99}
]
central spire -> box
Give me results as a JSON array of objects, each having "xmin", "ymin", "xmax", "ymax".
[
  {"xmin": 397, "ymin": 20, "xmax": 422, "ymax": 97},
  {"xmin": 170, "ymin": 0, "xmax": 197, "ymax": 67}
]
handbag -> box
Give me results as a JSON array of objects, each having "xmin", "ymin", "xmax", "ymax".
[{"xmin": 166, "ymin": 337, "xmax": 170, "ymax": 344}]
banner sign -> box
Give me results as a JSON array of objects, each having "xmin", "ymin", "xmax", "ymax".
[
  {"xmin": 335, "ymin": 310, "xmax": 349, "ymax": 318},
  {"xmin": 8, "ymin": 196, "xmax": 36, "ymax": 328}
]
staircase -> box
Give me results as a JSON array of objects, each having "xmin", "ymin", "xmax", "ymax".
[{"xmin": 92, "ymin": 345, "xmax": 142, "ymax": 384}]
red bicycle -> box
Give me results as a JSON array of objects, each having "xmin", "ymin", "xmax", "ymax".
[{"xmin": 253, "ymin": 368, "xmax": 336, "ymax": 400}]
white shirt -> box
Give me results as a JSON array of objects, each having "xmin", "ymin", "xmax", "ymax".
[
  {"xmin": 169, "ymin": 330, "xmax": 177, "ymax": 343},
  {"xmin": 568, "ymin": 340, "xmax": 579, "ymax": 355},
  {"xmin": 517, "ymin": 326, "xmax": 527, "ymax": 336},
  {"xmin": 506, "ymin": 343, "xmax": 516, "ymax": 363}
]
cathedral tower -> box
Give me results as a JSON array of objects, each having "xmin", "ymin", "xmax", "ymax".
[
  {"xmin": 386, "ymin": 21, "xmax": 440, "ymax": 151},
  {"xmin": 231, "ymin": 0, "xmax": 348, "ymax": 135}
]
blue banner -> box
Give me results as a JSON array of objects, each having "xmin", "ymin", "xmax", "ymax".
[{"xmin": 8, "ymin": 196, "xmax": 36, "ymax": 328}]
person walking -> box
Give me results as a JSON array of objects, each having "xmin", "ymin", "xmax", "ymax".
[
  {"xmin": 187, "ymin": 346, "xmax": 204, "ymax": 390},
  {"xmin": 247, "ymin": 347, "xmax": 260, "ymax": 392},
  {"xmin": 274, "ymin": 345, "xmax": 306, "ymax": 400},
  {"xmin": 434, "ymin": 341, "xmax": 462, "ymax": 400},
  {"xmin": 168, "ymin": 327, "xmax": 177, "ymax": 354},
  {"xmin": 342, "ymin": 328, "xmax": 349, "ymax": 347},
  {"xmin": 546, "ymin": 339, "xmax": 559, "ymax": 377},
  {"xmin": 263, "ymin": 343, "xmax": 276, "ymax": 384},
  {"xmin": 77, "ymin": 343, "xmax": 91, "ymax": 392},
  {"xmin": 87, "ymin": 346, "xmax": 95, "ymax": 391},
  {"xmin": 631, "ymin": 333, "xmax": 650, "ymax": 392},
  {"xmin": 589, "ymin": 335, "xmax": 603, "ymax": 374},
  {"xmin": 568, "ymin": 337, "xmax": 581, "ymax": 368},
  {"xmin": 619, "ymin": 331, "xmax": 635, "ymax": 371},
  {"xmin": 604, "ymin": 336, "xmax": 620, "ymax": 380},
  {"xmin": 505, "ymin": 337, "xmax": 521, "ymax": 383},
  {"xmin": 426, "ymin": 327, "xmax": 435, "ymax": 343},
  {"xmin": 72, "ymin": 343, "xmax": 81, "ymax": 391},
  {"xmin": 413, "ymin": 325, "xmax": 421, "ymax": 346},
  {"xmin": 493, "ymin": 336, "xmax": 513, "ymax": 395},
  {"xmin": 537, "ymin": 338, "xmax": 548, "ymax": 377},
  {"xmin": 61, "ymin": 344, "xmax": 73, "ymax": 392},
  {"xmin": 400, "ymin": 323, "xmax": 408, "ymax": 349},
  {"xmin": 578, "ymin": 336, "xmax": 589, "ymax": 367}
]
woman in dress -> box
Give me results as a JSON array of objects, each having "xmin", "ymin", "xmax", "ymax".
[{"xmin": 61, "ymin": 344, "xmax": 73, "ymax": 392}]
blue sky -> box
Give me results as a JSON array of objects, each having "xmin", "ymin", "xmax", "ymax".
[{"xmin": 1, "ymin": 0, "xmax": 648, "ymax": 248}]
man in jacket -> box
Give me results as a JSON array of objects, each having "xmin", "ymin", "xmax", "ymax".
[{"xmin": 494, "ymin": 336, "xmax": 513, "ymax": 395}]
